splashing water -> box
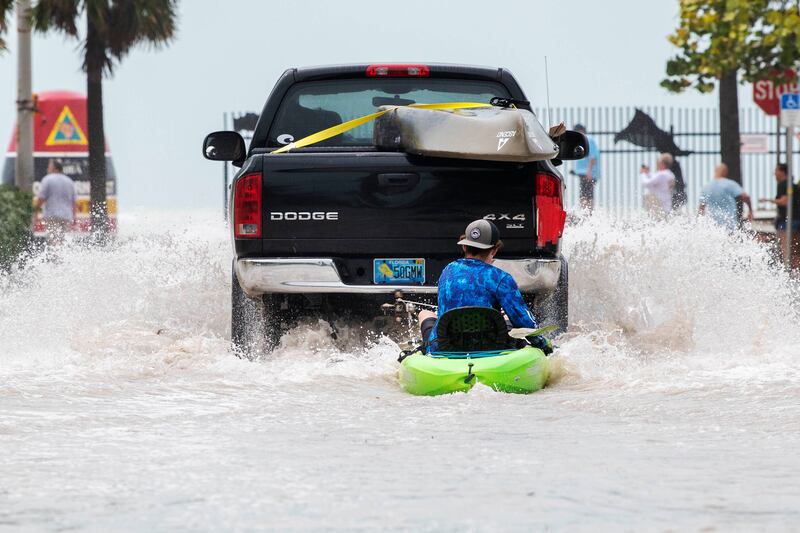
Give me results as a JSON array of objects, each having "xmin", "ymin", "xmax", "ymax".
[
  {"xmin": 1, "ymin": 208, "xmax": 798, "ymax": 531},
  {"xmin": 561, "ymin": 212, "xmax": 800, "ymax": 390}
]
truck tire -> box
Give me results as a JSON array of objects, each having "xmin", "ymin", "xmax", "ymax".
[
  {"xmin": 531, "ymin": 255, "xmax": 569, "ymax": 336},
  {"xmin": 231, "ymin": 267, "xmax": 296, "ymax": 357},
  {"xmin": 261, "ymin": 293, "xmax": 295, "ymax": 352},
  {"xmin": 231, "ymin": 267, "xmax": 267, "ymax": 358}
]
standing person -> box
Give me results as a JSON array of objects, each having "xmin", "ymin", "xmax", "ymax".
[
  {"xmin": 639, "ymin": 153, "xmax": 676, "ymax": 216},
  {"xmin": 759, "ymin": 163, "xmax": 800, "ymax": 270},
  {"xmin": 34, "ymin": 159, "xmax": 76, "ymax": 246},
  {"xmin": 573, "ymin": 123, "xmax": 600, "ymax": 211},
  {"xmin": 698, "ymin": 163, "xmax": 753, "ymax": 232},
  {"xmin": 417, "ymin": 219, "xmax": 551, "ymax": 354}
]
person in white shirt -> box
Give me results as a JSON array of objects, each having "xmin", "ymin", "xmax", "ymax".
[
  {"xmin": 639, "ymin": 153, "xmax": 676, "ymax": 216},
  {"xmin": 34, "ymin": 159, "xmax": 76, "ymax": 245}
]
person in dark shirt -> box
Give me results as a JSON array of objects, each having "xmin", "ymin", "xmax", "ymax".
[
  {"xmin": 418, "ymin": 219, "xmax": 549, "ymax": 353},
  {"xmin": 760, "ymin": 163, "xmax": 800, "ymax": 270}
]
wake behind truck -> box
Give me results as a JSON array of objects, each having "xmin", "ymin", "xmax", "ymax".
[{"xmin": 203, "ymin": 63, "xmax": 587, "ymax": 355}]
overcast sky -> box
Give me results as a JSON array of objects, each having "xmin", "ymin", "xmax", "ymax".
[{"xmin": 0, "ymin": 0, "xmax": 757, "ymax": 209}]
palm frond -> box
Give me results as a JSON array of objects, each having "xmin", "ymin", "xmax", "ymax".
[
  {"xmin": 0, "ymin": 0, "xmax": 17, "ymax": 51},
  {"xmin": 106, "ymin": 0, "xmax": 178, "ymax": 60},
  {"xmin": 29, "ymin": 0, "xmax": 178, "ymax": 75},
  {"xmin": 32, "ymin": 0, "xmax": 82, "ymax": 35}
]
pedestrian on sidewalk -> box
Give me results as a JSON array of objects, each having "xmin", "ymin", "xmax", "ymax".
[
  {"xmin": 640, "ymin": 153, "xmax": 676, "ymax": 217},
  {"xmin": 698, "ymin": 163, "xmax": 753, "ymax": 232},
  {"xmin": 34, "ymin": 159, "xmax": 76, "ymax": 246},
  {"xmin": 573, "ymin": 123, "xmax": 600, "ymax": 212},
  {"xmin": 759, "ymin": 163, "xmax": 800, "ymax": 270}
]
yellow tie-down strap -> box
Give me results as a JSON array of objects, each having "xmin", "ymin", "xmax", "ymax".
[{"xmin": 272, "ymin": 101, "xmax": 493, "ymax": 154}]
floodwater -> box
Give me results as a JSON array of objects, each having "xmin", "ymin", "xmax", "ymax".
[{"xmin": 1, "ymin": 209, "xmax": 799, "ymax": 532}]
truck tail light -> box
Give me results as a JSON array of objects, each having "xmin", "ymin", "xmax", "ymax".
[
  {"xmin": 536, "ymin": 172, "xmax": 566, "ymax": 248},
  {"xmin": 366, "ymin": 64, "xmax": 430, "ymax": 77},
  {"xmin": 234, "ymin": 172, "xmax": 262, "ymax": 238}
]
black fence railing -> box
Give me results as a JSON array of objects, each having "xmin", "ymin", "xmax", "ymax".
[{"xmin": 537, "ymin": 106, "xmax": 794, "ymax": 214}]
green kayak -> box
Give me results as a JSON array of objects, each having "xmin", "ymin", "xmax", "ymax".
[{"xmin": 398, "ymin": 346, "xmax": 549, "ymax": 396}]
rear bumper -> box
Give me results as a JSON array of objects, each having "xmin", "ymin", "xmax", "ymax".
[{"xmin": 235, "ymin": 257, "xmax": 561, "ymax": 297}]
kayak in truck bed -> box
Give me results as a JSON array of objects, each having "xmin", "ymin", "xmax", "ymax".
[
  {"xmin": 373, "ymin": 104, "xmax": 560, "ymax": 163},
  {"xmin": 399, "ymin": 346, "xmax": 549, "ymax": 396}
]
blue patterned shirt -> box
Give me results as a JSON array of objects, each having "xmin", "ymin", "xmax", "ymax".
[{"xmin": 428, "ymin": 258, "xmax": 538, "ymax": 351}]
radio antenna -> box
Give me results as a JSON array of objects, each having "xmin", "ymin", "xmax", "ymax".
[{"xmin": 544, "ymin": 55, "xmax": 552, "ymax": 126}]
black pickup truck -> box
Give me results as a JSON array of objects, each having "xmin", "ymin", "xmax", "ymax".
[{"xmin": 203, "ymin": 63, "xmax": 586, "ymax": 355}]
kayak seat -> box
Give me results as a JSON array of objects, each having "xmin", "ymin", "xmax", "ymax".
[{"xmin": 434, "ymin": 307, "xmax": 516, "ymax": 352}]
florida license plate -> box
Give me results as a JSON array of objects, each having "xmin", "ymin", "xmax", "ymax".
[{"xmin": 373, "ymin": 258, "xmax": 426, "ymax": 284}]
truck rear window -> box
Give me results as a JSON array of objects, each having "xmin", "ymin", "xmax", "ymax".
[{"xmin": 266, "ymin": 78, "xmax": 511, "ymax": 147}]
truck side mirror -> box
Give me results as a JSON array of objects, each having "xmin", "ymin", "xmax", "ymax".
[
  {"xmin": 203, "ymin": 131, "xmax": 246, "ymax": 164},
  {"xmin": 555, "ymin": 130, "xmax": 589, "ymax": 161}
]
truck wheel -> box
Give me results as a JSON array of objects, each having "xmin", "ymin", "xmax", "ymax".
[
  {"xmin": 231, "ymin": 268, "xmax": 267, "ymax": 358},
  {"xmin": 261, "ymin": 294, "xmax": 296, "ymax": 352},
  {"xmin": 532, "ymin": 255, "xmax": 569, "ymax": 336}
]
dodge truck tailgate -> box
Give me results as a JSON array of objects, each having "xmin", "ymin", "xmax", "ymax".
[{"xmin": 259, "ymin": 152, "xmax": 540, "ymax": 256}]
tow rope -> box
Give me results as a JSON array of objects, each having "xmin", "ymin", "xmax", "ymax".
[{"xmin": 272, "ymin": 101, "xmax": 492, "ymax": 154}]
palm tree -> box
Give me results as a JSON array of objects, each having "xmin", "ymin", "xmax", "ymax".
[{"xmin": 33, "ymin": 0, "xmax": 178, "ymax": 237}]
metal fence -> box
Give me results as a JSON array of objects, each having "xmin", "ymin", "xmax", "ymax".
[
  {"xmin": 539, "ymin": 106, "xmax": 795, "ymax": 215},
  {"xmin": 224, "ymin": 107, "xmax": 798, "ymax": 217}
]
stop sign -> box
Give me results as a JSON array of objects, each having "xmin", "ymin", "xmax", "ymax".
[{"xmin": 754, "ymin": 69, "xmax": 799, "ymax": 115}]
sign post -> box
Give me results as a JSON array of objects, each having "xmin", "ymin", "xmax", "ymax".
[{"xmin": 780, "ymin": 93, "xmax": 800, "ymax": 266}]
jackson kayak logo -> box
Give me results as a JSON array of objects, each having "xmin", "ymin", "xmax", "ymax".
[{"xmin": 496, "ymin": 130, "xmax": 516, "ymax": 151}]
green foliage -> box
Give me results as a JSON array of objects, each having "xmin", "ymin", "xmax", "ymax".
[
  {"xmin": 0, "ymin": 0, "xmax": 15, "ymax": 51},
  {"xmin": 33, "ymin": 0, "xmax": 178, "ymax": 75},
  {"xmin": 663, "ymin": 0, "xmax": 800, "ymax": 93},
  {"xmin": 2, "ymin": 0, "xmax": 178, "ymax": 59},
  {"xmin": 0, "ymin": 185, "xmax": 33, "ymax": 267}
]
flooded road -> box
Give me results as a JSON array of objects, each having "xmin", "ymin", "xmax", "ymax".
[{"xmin": 1, "ymin": 209, "xmax": 799, "ymax": 531}]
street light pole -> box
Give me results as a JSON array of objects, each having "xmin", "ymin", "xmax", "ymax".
[
  {"xmin": 788, "ymin": 126, "xmax": 795, "ymax": 266},
  {"xmin": 14, "ymin": 0, "xmax": 34, "ymax": 193}
]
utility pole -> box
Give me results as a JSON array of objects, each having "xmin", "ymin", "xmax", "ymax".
[
  {"xmin": 15, "ymin": 0, "xmax": 34, "ymax": 193},
  {"xmin": 788, "ymin": 126, "xmax": 794, "ymax": 266}
]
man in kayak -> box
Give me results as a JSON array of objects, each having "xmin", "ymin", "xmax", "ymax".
[{"xmin": 418, "ymin": 219, "xmax": 552, "ymax": 354}]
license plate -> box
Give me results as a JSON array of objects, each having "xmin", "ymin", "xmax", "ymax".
[{"xmin": 373, "ymin": 258, "xmax": 426, "ymax": 284}]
